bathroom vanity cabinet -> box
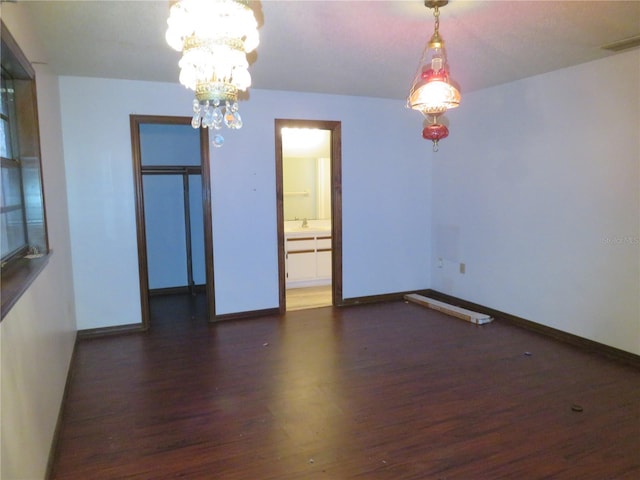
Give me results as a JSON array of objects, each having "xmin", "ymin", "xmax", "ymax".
[{"xmin": 285, "ymin": 231, "xmax": 332, "ymax": 287}]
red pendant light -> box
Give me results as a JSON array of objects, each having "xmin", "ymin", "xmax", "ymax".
[
  {"xmin": 407, "ymin": 0, "xmax": 461, "ymax": 152},
  {"xmin": 422, "ymin": 122, "xmax": 449, "ymax": 152}
]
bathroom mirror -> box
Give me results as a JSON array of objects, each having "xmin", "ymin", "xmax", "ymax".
[{"xmin": 282, "ymin": 128, "xmax": 331, "ymax": 221}]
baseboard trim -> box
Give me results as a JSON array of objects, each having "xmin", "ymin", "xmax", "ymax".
[
  {"xmin": 213, "ymin": 307, "xmax": 280, "ymax": 322},
  {"xmin": 77, "ymin": 323, "xmax": 146, "ymax": 339},
  {"xmin": 214, "ymin": 291, "xmax": 412, "ymax": 319},
  {"xmin": 423, "ymin": 289, "xmax": 640, "ymax": 369},
  {"xmin": 45, "ymin": 331, "xmax": 78, "ymax": 480},
  {"xmin": 149, "ymin": 285, "xmax": 206, "ymax": 296},
  {"xmin": 341, "ymin": 290, "xmax": 415, "ymax": 307}
]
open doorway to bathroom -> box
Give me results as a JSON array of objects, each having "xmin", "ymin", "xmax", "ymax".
[{"xmin": 275, "ymin": 119, "xmax": 343, "ymax": 313}]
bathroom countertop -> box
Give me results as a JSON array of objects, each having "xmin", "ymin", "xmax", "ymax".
[{"xmin": 284, "ymin": 226, "xmax": 332, "ymax": 237}]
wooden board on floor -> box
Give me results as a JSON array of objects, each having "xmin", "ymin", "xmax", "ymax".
[{"xmin": 405, "ymin": 293, "xmax": 493, "ymax": 325}]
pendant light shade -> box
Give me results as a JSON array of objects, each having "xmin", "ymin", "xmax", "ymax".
[{"xmin": 407, "ymin": 0, "xmax": 460, "ymax": 151}]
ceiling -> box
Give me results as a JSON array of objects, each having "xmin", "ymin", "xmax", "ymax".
[{"xmin": 18, "ymin": 0, "xmax": 640, "ymax": 100}]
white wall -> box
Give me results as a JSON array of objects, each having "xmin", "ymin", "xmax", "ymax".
[
  {"xmin": 220, "ymin": 90, "xmax": 432, "ymax": 310},
  {"xmin": 0, "ymin": 4, "xmax": 77, "ymax": 479},
  {"xmin": 59, "ymin": 78, "xmax": 431, "ymax": 327},
  {"xmin": 431, "ymin": 50, "xmax": 640, "ymax": 355}
]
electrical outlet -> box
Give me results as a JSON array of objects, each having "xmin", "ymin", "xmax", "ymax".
[
  {"xmin": 459, "ymin": 263, "xmax": 466, "ymax": 274},
  {"xmin": 437, "ymin": 257, "xmax": 443, "ymax": 268}
]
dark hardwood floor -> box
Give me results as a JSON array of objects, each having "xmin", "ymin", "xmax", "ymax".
[{"xmin": 50, "ymin": 294, "xmax": 640, "ymax": 479}]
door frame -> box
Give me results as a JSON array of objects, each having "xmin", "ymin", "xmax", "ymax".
[
  {"xmin": 130, "ymin": 115, "xmax": 215, "ymax": 328},
  {"xmin": 275, "ymin": 119, "xmax": 343, "ymax": 313}
]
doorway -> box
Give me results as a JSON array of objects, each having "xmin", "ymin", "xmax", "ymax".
[
  {"xmin": 130, "ymin": 115, "xmax": 215, "ymax": 328},
  {"xmin": 275, "ymin": 119, "xmax": 343, "ymax": 313}
]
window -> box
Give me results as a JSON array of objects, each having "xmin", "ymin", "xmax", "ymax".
[
  {"xmin": 1, "ymin": 70, "xmax": 28, "ymax": 259},
  {"xmin": 1, "ymin": 21, "xmax": 49, "ymax": 320}
]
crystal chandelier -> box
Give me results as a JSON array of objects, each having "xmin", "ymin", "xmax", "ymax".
[
  {"xmin": 166, "ymin": 0, "xmax": 259, "ymax": 147},
  {"xmin": 407, "ymin": 0, "xmax": 461, "ymax": 152}
]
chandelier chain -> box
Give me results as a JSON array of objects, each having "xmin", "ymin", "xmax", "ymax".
[
  {"xmin": 433, "ymin": 6, "xmax": 440, "ymax": 33},
  {"xmin": 407, "ymin": 0, "xmax": 460, "ymax": 150},
  {"xmin": 407, "ymin": 5, "xmax": 441, "ymax": 107}
]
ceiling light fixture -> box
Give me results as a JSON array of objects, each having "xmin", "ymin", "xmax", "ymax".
[
  {"xmin": 407, "ymin": 0, "xmax": 460, "ymax": 152},
  {"xmin": 166, "ymin": 0, "xmax": 259, "ymax": 147}
]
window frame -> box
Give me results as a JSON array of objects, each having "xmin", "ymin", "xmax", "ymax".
[
  {"xmin": 2, "ymin": 70, "xmax": 29, "ymax": 262},
  {"xmin": 1, "ymin": 20, "xmax": 50, "ymax": 321}
]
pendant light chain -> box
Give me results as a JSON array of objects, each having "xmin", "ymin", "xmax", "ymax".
[
  {"xmin": 408, "ymin": 7, "xmax": 440, "ymax": 103},
  {"xmin": 407, "ymin": 0, "xmax": 460, "ymax": 151}
]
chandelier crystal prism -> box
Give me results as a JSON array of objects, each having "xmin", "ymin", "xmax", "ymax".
[
  {"xmin": 407, "ymin": 0, "xmax": 461, "ymax": 151},
  {"xmin": 166, "ymin": 0, "xmax": 259, "ymax": 147}
]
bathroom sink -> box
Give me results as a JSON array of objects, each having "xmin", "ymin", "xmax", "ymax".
[{"xmin": 285, "ymin": 226, "xmax": 331, "ymax": 233}]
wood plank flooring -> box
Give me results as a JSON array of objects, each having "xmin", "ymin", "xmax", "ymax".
[
  {"xmin": 287, "ymin": 285, "xmax": 332, "ymax": 311},
  {"xmin": 50, "ymin": 295, "xmax": 640, "ymax": 479}
]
